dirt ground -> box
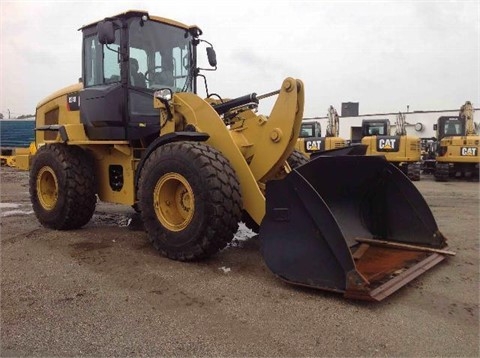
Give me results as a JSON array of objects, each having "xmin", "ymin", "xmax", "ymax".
[{"xmin": 0, "ymin": 166, "xmax": 478, "ymax": 357}]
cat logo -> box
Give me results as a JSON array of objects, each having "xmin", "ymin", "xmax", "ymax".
[
  {"xmin": 67, "ymin": 92, "xmax": 80, "ymax": 111},
  {"xmin": 376, "ymin": 136, "xmax": 400, "ymax": 152},
  {"xmin": 460, "ymin": 147, "xmax": 478, "ymax": 156},
  {"xmin": 305, "ymin": 140, "xmax": 323, "ymax": 152},
  {"xmin": 379, "ymin": 138, "xmax": 396, "ymax": 149}
]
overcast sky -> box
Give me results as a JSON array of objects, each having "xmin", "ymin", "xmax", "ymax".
[{"xmin": 1, "ymin": 0, "xmax": 478, "ymax": 118}]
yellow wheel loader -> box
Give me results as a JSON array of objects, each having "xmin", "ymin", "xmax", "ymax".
[
  {"xmin": 361, "ymin": 113, "xmax": 422, "ymax": 181},
  {"xmin": 30, "ymin": 10, "xmax": 452, "ymax": 301},
  {"xmin": 434, "ymin": 101, "xmax": 479, "ymax": 181}
]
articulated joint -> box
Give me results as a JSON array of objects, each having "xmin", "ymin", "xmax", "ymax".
[{"xmin": 283, "ymin": 78, "xmax": 295, "ymax": 92}]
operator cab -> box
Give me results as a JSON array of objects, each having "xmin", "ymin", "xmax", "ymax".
[
  {"xmin": 436, "ymin": 116, "xmax": 465, "ymax": 140},
  {"xmin": 361, "ymin": 119, "xmax": 390, "ymax": 137},
  {"xmin": 79, "ymin": 10, "xmax": 215, "ymax": 142},
  {"xmin": 300, "ymin": 121, "xmax": 321, "ymax": 138}
]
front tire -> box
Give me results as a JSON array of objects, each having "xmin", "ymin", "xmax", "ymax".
[
  {"xmin": 29, "ymin": 144, "xmax": 96, "ymax": 230},
  {"xmin": 287, "ymin": 149, "xmax": 309, "ymax": 169},
  {"xmin": 138, "ymin": 142, "xmax": 242, "ymax": 261}
]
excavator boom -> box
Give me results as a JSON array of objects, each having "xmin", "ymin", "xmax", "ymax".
[
  {"xmin": 462, "ymin": 101, "xmax": 476, "ymax": 135},
  {"xmin": 395, "ymin": 112, "xmax": 407, "ymax": 136},
  {"xmin": 326, "ymin": 105, "xmax": 339, "ymax": 137}
]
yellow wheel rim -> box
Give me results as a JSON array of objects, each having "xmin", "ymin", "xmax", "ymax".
[
  {"xmin": 154, "ymin": 173, "xmax": 195, "ymax": 232},
  {"xmin": 36, "ymin": 166, "xmax": 59, "ymax": 210}
]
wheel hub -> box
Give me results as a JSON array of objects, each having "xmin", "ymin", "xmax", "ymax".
[
  {"xmin": 154, "ymin": 173, "xmax": 195, "ymax": 231},
  {"xmin": 37, "ymin": 166, "xmax": 58, "ymax": 210}
]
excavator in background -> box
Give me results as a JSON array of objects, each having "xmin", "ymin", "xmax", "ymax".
[
  {"xmin": 295, "ymin": 105, "xmax": 346, "ymax": 157},
  {"xmin": 361, "ymin": 112, "xmax": 422, "ymax": 180},
  {"xmin": 434, "ymin": 101, "xmax": 479, "ymax": 181},
  {"xmin": 26, "ymin": 10, "xmax": 452, "ymax": 301}
]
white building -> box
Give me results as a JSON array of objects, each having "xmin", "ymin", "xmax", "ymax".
[{"xmin": 304, "ymin": 107, "xmax": 479, "ymax": 142}]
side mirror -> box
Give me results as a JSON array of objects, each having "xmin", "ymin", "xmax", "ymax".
[
  {"xmin": 97, "ymin": 21, "xmax": 115, "ymax": 45},
  {"xmin": 206, "ymin": 47, "xmax": 217, "ymax": 68}
]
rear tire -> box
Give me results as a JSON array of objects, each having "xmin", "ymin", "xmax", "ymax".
[
  {"xmin": 29, "ymin": 144, "xmax": 96, "ymax": 230},
  {"xmin": 138, "ymin": 142, "xmax": 242, "ymax": 261}
]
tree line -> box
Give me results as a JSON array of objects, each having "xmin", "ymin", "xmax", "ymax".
[{"xmin": 0, "ymin": 113, "xmax": 35, "ymax": 119}]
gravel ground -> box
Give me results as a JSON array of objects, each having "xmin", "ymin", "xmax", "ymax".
[{"xmin": 0, "ymin": 167, "xmax": 478, "ymax": 357}]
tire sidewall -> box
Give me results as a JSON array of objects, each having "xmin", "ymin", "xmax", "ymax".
[
  {"xmin": 139, "ymin": 142, "xmax": 242, "ymax": 260},
  {"xmin": 30, "ymin": 144, "xmax": 96, "ymax": 230},
  {"xmin": 30, "ymin": 146, "xmax": 69, "ymax": 227},
  {"xmin": 140, "ymin": 146, "xmax": 213, "ymax": 250}
]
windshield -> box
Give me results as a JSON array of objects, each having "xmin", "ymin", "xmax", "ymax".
[
  {"xmin": 128, "ymin": 19, "xmax": 193, "ymax": 92},
  {"xmin": 300, "ymin": 123, "xmax": 314, "ymax": 137},
  {"xmin": 365, "ymin": 122, "xmax": 388, "ymax": 135},
  {"xmin": 440, "ymin": 118, "xmax": 464, "ymax": 137}
]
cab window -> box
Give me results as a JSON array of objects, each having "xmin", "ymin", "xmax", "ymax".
[{"xmin": 83, "ymin": 29, "xmax": 120, "ymax": 86}]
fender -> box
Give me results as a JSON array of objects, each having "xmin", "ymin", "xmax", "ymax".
[
  {"xmin": 35, "ymin": 125, "xmax": 69, "ymax": 142},
  {"xmin": 134, "ymin": 131, "xmax": 209, "ymax": 189}
]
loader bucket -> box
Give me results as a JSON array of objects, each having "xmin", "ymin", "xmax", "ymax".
[
  {"xmin": 310, "ymin": 144, "xmax": 368, "ymax": 158},
  {"xmin": 260, "ymin": 155, "xmax": 449, "ymax": 301}
]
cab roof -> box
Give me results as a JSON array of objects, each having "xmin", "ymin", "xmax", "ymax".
[{"xmin": 78, "ymin": 10, "xmax": 201, "ymax": 33}]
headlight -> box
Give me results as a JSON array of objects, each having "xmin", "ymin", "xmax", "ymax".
[{"xmin": 154, "ymin": 89, "xmax": 173, "ymax": 101}]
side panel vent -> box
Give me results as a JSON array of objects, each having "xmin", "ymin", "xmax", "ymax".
[{"xmin": 44, "ymin": 108, "xmax": 59, "ymax": 141}]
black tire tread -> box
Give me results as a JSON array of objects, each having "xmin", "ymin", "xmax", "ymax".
[
  {"xmin": 287, "ymin": 149, "xmax": 310, "ymax": 169},
  {"xmin": 138, "ymin": 142, "xmax": 242, "ymax": 261},
  {"xmin": 29, "ymin": 144, "xmax": 96, "ymax": 230}
]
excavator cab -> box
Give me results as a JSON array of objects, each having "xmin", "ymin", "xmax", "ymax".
[
  {"xmin": 297, "ymin": 108, "xmax": 347, "ymax": 156},
  {"xmin": 436, "ymin": 116, "xmax": 465, "ymax": 140},
  {"xmin": 361, "ymin": 117, "xmax": 421, "ymax": 181},
  {"xmin": 296, "ymin": 121, "xmax": 326, "ymax": 153},
  {"xmin": 361, "ymin": 119, "xmax": 390, "ymax": 137},
  {"xmin": 361, "ymin": 119, "xmax": 401, "ymax": 153},
  {"xmin": 299, "ymin": 121, "xmax": 321, "ymax": 138}
]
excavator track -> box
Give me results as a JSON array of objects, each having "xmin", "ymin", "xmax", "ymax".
[{"xmin": 434, "ymin": 162, "xmax": 450, "ymax": 181}]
